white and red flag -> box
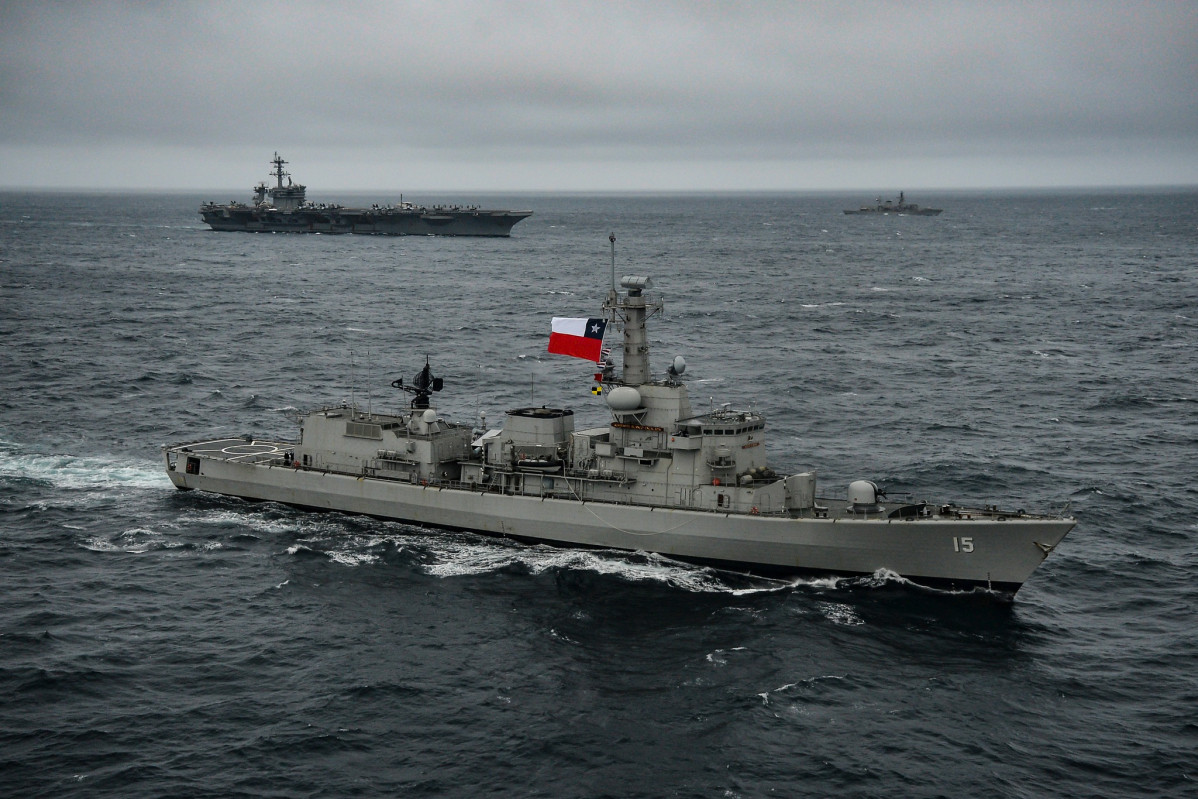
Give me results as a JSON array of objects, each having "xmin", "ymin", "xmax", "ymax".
[{"xmin": 548, "ymin": 317, "xmax": 607, "ymax": 362}]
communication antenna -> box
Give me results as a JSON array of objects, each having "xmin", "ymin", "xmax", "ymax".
[
  {"xmin": 609, "ymin": 232, "xmax": 616, "ymax": 292},
  {"xmin": 391, "ymin": 356, "xmax": 443, "ymax": 409},
  {"xmin": 365, "ymin": 349, "xmax": 373, "ymax": 416},
  {"xmin": 475, "ymin": 363, "xmax": 483, "ymax": 429}
]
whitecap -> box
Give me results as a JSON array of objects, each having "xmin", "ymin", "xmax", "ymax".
[
  {"xmin": 327, "ymin": 549, "xmax": 378, "ymax": 567},
  {"xmin": 0, "ymin": 449, "xmax": 168, "ymax": 492},
  {"xmin": 816, "ymin": 601, "xmax": 865, "ymax": 625},
  {"xmin": 80, "ymin": 537, "xmax": 121, "ymax": 552}
]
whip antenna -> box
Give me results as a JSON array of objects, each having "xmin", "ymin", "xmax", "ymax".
[{"xmin": 609, "ymin": 232, "xmax": 616, "ymax": 292}]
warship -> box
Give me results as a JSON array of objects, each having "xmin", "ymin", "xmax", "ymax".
[
  {"xmin": 844, "ymin": 191, "xmax": 943, "ymax": 216},
  {"xmin": 199, "ymin": 153, "xmax": 532, "ymax": 236},
  {"xmin": 164, "ymin": 237, "xmax": 1073, "ymax": 597}
]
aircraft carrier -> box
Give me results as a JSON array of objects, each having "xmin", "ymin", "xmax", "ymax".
[{"xmin": 199, "ymin": 153, "xmax": 532, "ymax": 236}]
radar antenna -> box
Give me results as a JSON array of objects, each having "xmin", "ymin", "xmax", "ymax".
[
  {"xmin": 270, "ymin": 152, "xmax": 289, "ymax": 188},
  {"xmin": 391, "ymin": 356, "xmax": 444, "ymax": 409}
]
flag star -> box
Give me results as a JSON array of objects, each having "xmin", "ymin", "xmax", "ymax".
[{"xmin": 590, "ymin": 323, "xmax": 601, "ymax": 334}]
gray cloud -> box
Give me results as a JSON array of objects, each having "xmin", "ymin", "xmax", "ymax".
[{"xmin": 1, "ymin": 1, "xmax": 1195, "ymax": 190}]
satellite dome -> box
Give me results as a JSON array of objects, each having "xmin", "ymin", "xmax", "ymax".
[{"xmin": 606, "ymin": 386, "xmax": 642, "ymax": 411}]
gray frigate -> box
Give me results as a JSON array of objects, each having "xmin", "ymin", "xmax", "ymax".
[
  {"xmin": 844, "ymin": 191, "xmax": 943, "ymax": 216},
  {"xmin": 164, "ymin": 237, "xmax": 1072, "ymax": 597},
  {"xmin": 199, "ymin": 153, "xmax": 532, "ymax": 237}
]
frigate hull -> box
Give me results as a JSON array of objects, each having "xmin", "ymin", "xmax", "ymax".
[{"xmin": 165, "ymin": 442, "xmax": 1071, "ymax": 595}]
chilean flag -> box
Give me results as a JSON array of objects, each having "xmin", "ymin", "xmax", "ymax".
[{"xmin": 548, "ymin": 317, "xmax": 607, "ymax": 362}]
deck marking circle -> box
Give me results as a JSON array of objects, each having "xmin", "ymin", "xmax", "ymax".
[{"xmin": 222, "ymin": 444, "xmax": 282, "ymax": 456}]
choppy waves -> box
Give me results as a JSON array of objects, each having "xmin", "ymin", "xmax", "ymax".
[{"xmin": 3, "ymin": 189, "xmax": 1197, "ymax": 798}]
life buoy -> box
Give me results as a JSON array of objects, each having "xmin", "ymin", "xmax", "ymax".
[
  {"xmin": 712, "ymin": 478, "xmax": 720, "ymax": 486},
  {"xmin": 750, "ymin": 507, "xmax": 759, "ymax": 515}
]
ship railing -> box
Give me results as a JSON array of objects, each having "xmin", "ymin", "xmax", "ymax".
[
  {"xmin": 230, "ymin": 451, "xmax": 286, "ymax": 465},
  {"xmin": 166, "ymin": 438, "xmax": 298, "ymax": 457}
]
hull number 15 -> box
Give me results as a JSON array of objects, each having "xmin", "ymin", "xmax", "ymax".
[{"xmin": 953, "ymin": 536, "xmax": 974, "ymax": 553}]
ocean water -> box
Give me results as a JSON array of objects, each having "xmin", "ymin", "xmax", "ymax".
[{"xmin": 1, "ymin": 188, "xmax": 1196, "ymax": 797}]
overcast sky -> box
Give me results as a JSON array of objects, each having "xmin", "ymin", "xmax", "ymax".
[{"xmin": 1, "ymin": 1, "xmax": 1195, "ymax": 192}]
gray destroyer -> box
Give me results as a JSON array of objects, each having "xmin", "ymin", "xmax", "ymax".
[
  {"xmin": 845, "ymin": 191, "xmax": 943, "ymax": 216},
  {"xmin": 200, "ymin": 153, "xmax": 532, "ymax": 236},
  {"xmin": 164, "ymin": 239, "xmax": 1072, "ymax": 596}
]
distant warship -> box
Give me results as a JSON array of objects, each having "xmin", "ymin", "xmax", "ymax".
[
  {"xmin": 164, "ymin": 235, "xmax": 1073, "ymax": 598},
  {"xmin": 199, "ymin": 153, "xmax": 532, "ymax": 236},
  {"xmin": 844, "ymin": 192, "xmax": 943, "ymax": 216}
]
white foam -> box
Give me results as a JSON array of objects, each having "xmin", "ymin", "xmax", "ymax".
[
  {"xmin": 80, "ymin": 537, "xmax": 122, "ymax": 552},
  {"xmin": 759, "ymin": 675, "xmax": 846, "ymax": 705},
  {"xmin": 0, "ymin": 448, "xmax": 168, "ymax": 492},
  {"xmin": 281, "ymin": 530, "xmax": 405, "ymax": 565},
  {"xmin": 327, "ymin": 549, "xmax": 379, "ymax": 567},
  {"xmin": 80, "ymin": 524, "xmax": 196, "ymax": 554},
  {"xmin": 705, "ymin": 646, "xmax": 748, "ymax": 667},
  {"xmin": 816, "ymin": 601, "xmax": 865, "ymax": 625},
  {"xmin": 418, "ymin": 539, "xmax": 797, "ymax": 595},
  {"xmin": 190, "ymin": 510, "xmax": 293, "ymax": 536},
  {"xmin": 280, "ymin": 520, "xmax": 893, "ymax": 599},
  {"xmin": 180, "ymin": 504, "xmax": 959, "ymax": 601}
]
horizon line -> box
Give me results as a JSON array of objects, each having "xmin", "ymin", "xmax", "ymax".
[{"xmin": 2, "ymin": 182, "xmax": 1196, "ymax": 195}]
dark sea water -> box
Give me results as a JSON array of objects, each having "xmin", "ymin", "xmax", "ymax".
[{"xmin": 1, "ymin": 188, "xmax": 1196, "ymax": 797}]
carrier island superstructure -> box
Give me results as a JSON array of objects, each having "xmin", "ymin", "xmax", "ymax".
[{"xmin": 164, "ymin": 248, "xmax": 1074, "ymax": 597}]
